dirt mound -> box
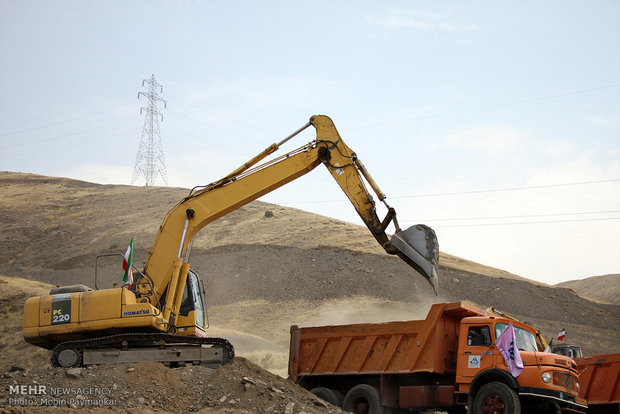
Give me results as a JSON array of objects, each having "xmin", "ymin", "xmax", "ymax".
[
  {"xmin": 0, "ymin": 358, "xmax": 343, "ymax": 414},
  {"xmin": 0, "ymin": 275, "xmax": 337, "ymax": 413}
]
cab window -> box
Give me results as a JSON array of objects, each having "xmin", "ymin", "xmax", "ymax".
[
  {"xmin": 495, "ymin": 323, "xmax": 538, "ymax": 352},
  {"xmin": 187, "ymin": 271, "xmax": 205, "ymax": 328},
  {"xmin": 467, "ymin": 326, "xmax": 492, "ymax": 346},
  {"xmin": 177, "ymin": 271, "xmax": 206, "ymax": 328}
]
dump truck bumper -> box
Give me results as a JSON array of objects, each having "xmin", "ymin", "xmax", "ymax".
[{"xmin": 519, "ymin": 386, "xmax": 588, "ymax": 413}]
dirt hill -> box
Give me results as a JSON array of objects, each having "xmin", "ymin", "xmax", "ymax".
[
  {"xmin": 0, "ymin": 171, "xmax": 530, "ymax": 284},
  {"xmin": 1, "ymin": 171, "xmax": 619, "ymax": 412},
  {"xmin": 556, "ymin": 274, "xmax": 620, "ymax": 305}
]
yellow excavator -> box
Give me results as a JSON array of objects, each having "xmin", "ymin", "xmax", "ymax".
[{"xmin": 23, "ymin": 115, "xmax": 439, "ymax": 368}]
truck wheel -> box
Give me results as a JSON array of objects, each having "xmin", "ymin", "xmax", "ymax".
[
  {"xmin": 472, "ymin": 382, "xmax": 521, "ymax": 414},
  {"xmin": 310, "ymin": 387, "xmax": 344, "ymax": 407},
  {"xmin": 343, "ymin": 384, "xmax": 383, "ymax": 414}
]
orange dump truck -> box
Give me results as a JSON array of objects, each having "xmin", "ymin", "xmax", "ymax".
[
  {"xmin": 289, "ymin": 302, "xmax": 586, "ymax": 414},
  {"xmin": 576, "ymin": 353, "xmax": 620, "ymax": 413}
]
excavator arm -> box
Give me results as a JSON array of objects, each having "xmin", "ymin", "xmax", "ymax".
[{"xmin": 139, "ymin": 115, "xmax": 439, "ymax": 329}]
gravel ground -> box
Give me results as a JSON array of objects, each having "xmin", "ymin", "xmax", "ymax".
[{"xmin": 0, "ymin": 358, "xmax": 344, "ymax": 414}]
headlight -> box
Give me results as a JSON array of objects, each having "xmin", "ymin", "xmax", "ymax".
[
  {"xmin": 576, "ymin": 382, "xmax": 580, "ymax": 393},
  {"xmin": 542, "ymin": 372, "xmax": 552, "ymax": 383}
]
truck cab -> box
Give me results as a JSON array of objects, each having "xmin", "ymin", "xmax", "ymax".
[{"xmin": 457, "ymin": 316, "xmax": 586, "ymax": 413}]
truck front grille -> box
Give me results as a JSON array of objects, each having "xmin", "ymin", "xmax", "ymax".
[{"xmin": 553, "ymin": 371, "xmax": 578, "ymax": 392}]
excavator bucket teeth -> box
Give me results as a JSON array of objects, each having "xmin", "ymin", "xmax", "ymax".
[{"xmin": 390, "ymin": 224, "xmax": 439, "ymax": 294}]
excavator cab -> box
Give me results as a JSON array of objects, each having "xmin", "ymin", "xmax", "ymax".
[
  {"xmin": 552, "ymin": 344, "xmax": 583, "ymax": 359},
  {"xmin": 177, "ymin": 270, "xmax": 207, "ymax": 330},
  {"xmin": 159, "ymin": 269, "xmax": 209, "ymax": 334}
]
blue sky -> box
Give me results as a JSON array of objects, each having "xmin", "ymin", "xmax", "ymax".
[{"xmin": 1, "ymin": 0, "xmax": 619, "ymax": 285}]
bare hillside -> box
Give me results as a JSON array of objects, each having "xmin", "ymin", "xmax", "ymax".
[
  {"xmin": 556, "ymin": 274, "xmax": 620, "ymax": 305},
  {"xmin": 0, "ymin": 171, "xmax": 531, "ymax": 282},
  {"xmin": 1, "ymin": 171, "xmax": 618, "ymax": 361}
]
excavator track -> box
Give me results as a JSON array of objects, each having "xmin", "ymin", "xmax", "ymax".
[{"xmin": 51, "ymin": 332, "xmax": 235, "ymax": 368}]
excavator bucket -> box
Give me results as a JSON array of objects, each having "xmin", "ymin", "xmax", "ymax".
[{"xmin": 390, "ymin": 224, "xmax": 439, "ymax": 294}]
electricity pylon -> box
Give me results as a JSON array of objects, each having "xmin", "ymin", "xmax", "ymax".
[{"xmin": 132, "ymin": 74, "xmax": 168, "ymax": 186}]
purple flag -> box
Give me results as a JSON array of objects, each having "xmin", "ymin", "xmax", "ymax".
[{"xmin": 495, "ymin": 322, "xmax": 524, "ymax": 377}]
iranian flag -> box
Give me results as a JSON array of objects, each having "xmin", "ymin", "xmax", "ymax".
[
  {"xmin": 122, "ymin": 237, "xmax": 134, "ymax": 288},
  {"xmin": 557, "ymin": 328, "xmax": 567, "ymax": 341}
]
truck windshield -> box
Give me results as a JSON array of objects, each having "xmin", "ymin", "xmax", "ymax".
[{"xmin": 495, "ymin": 323, "xmax": 538, "ymax": 352}]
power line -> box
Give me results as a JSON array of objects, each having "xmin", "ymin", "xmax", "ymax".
[
  {"xmin": 410, "ymin": 210, "xmax": 620, "ymax": 223},
  {"xmin": 352, "ymin": 83, "xmax": 620, "ymax": 129},
  {"xmin": 0, "ymin": 118, "xmax": 136, "ymax": 148},
  {"xmin": 276, "ymin": 179, "xmax": 620, "ymax": 204},
  {"xmin": 0, "ymin": 118, "xmax": 94, "ymax": 137},
  {"xmin": 167, "ymin": 109, "xmax": 265, "ymax": 146},
  {"xmin": 2, "ymin": 124, "xmax": 138, "ymax": 159},
  {"xmin": 0, "ymin": 89, "xmax": 134, "ymax": 130},
  {"xmin": 431, "ymin": 217, "xmax": 620, "ymax": 228},
  {"xmin": 165, "ymin": 94, "xmax": 279, "ymax": 138},
  {"xmin": 391, "ymin": 179, "xmax": 620, "ymax": 199}
]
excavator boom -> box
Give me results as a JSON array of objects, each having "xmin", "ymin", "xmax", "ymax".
[{"xmin": 142, "ymin": 115, "xmax": 439, "ymax": 305}]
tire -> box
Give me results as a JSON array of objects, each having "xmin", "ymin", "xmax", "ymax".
[
  {"xmin": 472, "ymin": 382, "xmax": 521, "ymax": 414},
  {"xmin": 343, "ymin": 384, "xmax": 383, "ymax": 414},
  {"xmin": 332, "ymin": 389, "xmax": 344, "ymax": 407},
  {"xmin": 310, "ymin": 387, "xmax": 344, "ymax": 407}
]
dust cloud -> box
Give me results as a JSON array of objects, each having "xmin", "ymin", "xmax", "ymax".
[{"xmin": 293, "ymin": 295, "xmax": 448, "ymax": 328}]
